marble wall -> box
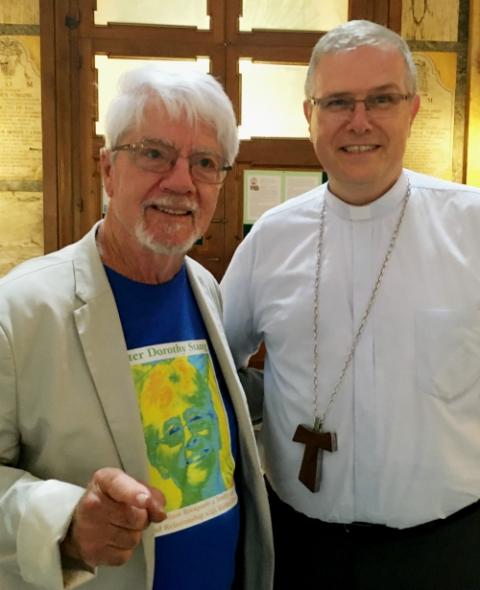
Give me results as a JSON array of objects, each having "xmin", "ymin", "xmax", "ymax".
[{"xmin": 0, "ymin": 0, "xmax": 42, "ymax": 277}]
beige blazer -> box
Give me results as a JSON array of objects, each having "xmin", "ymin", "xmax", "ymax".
[{"xmin": 0, "ymin": 223, "xmax": 273, "ymax": 590}]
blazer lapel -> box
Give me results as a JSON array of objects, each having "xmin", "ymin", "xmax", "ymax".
[
  {"xmin": 185, "ymin": 259, "xmax": 227, "ymax": 362},
  {"xmin": 72, "ymin": 226, "xmax": 149, "ymax": 483},
  {"xmin": 185, "ymin": 259, "xmax": 253, "ymax": 426}
]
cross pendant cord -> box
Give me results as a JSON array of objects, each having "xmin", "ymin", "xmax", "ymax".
[
  {"xmin": 313, "ymin": 183, "xmax": 410, "ymax": 427},
  {"xmin": 293, "ymin": 181, "xmax": 411, "ymax": 492}
]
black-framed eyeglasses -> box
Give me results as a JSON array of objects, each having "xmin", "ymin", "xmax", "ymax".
[
  {"xmin": 111, "ymin": 139, "xmax": 232, "ymax": 185},
  {"xmin": 310, "ymin": 93, "xmax": 412, "ymax": 116}
]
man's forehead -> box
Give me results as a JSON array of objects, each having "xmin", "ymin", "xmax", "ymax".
[
  {"xmin": 127, "ymin": 105, "xmax": 221, "ymax": 149},
  {"xmin": 140, "ymin": 101, "xmax": 209, "ymax": 130},
  {"xmin": 317, "ymin": 44, "xmax": 403, "ymax": 64},
  {"xmin": 313, "ymin": 46, "xmax": 407, "ymax": 94}
]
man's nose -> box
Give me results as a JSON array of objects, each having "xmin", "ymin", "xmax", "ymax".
[
  {"xmin": 162, "ymin": 156, "xmax": 196, "ymax": 192},
  {"xmin": 346, "ymin": 101, "xmax": 373, "ymax": 132}
]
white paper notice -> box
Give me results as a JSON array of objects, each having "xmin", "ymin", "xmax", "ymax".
[{"xmin": 244, "ymin": 171, "xmax": 283, "ymax": 223}]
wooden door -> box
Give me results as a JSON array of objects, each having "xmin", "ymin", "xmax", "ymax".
[{"xmin": 40, "ymin": 0, "xmax": 401, "ymax": 279}]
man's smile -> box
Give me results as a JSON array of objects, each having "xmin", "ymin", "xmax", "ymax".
[{"xmin": 340, "ymin": 144, "xmax": 380, "ymax": 153}]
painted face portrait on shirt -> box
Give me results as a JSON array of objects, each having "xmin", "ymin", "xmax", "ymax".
[{"xmin": 139, "ymin": 354, "xmax": 234, "ymax": 509}]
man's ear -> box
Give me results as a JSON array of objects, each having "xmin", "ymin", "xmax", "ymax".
[
  {"xmin": 303, "ymin": 99, "xmax": 313, "ymax": 137},
  {"xmin": 303, "ymin": 99, "xmax": 313, "ymax": 125},
  {"xmin": 409, "ymin": 93, "xmax": 421, "ymax": 125},
  {"xmin": 100, "ymin": 148, "xmax": 115, "ymax": 199}
]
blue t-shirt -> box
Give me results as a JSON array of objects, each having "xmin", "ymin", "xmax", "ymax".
[{"xmin": 105, "ymin": 264, "xmax": 240, "ymax": 590}]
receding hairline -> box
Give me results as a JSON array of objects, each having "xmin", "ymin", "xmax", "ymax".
[
  {"xmin": 304, "ymin": 20, "xmax": 417, "ymax": 97},
  {"xmin": 308, "ymin": 45, "xmax": 413, "ymax": 94}
]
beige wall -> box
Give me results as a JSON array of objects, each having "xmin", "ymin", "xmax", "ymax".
[{"xmin": 0, "ymin": 0, "xmax": 43, "ymax": 277}]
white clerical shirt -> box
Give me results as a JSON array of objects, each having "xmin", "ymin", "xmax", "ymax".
[{"xmin": 221, "ymin": 169, "xmax": 480, "ymax": 528}]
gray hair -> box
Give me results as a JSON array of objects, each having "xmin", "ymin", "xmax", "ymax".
[
  {"xmin": 304, "ymin": 20, "xmax": 417, "ymax": 98},
  {"xmin": 104, "ymin": 66, "xmax": 239, "ymax": 164}
]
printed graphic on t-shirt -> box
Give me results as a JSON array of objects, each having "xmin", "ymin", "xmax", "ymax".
[{"xmin": 129, "ymin": 339, "xmax": 237, "ymax": 535}]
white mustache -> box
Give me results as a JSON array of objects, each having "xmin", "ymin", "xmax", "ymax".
[{"xmin": 143, "ymin": 195, "xmax": 198, "ymax": 213}]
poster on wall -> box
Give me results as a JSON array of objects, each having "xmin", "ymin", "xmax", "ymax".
[
  {"xmin": 403, "ymin": 52, "xmax": 456, "ymax": 181},
  {"xmin": 401, "ymin": 0, "xmax": 459, "ymax": 42},
  {"xmin": 0, "ymin": 36, "xmax": 42, "ymax": 191}
]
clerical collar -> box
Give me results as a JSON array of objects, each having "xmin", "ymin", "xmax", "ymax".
[{"xmin": 325, "ymin": 173, "xmax": 409, "ymax": 221}]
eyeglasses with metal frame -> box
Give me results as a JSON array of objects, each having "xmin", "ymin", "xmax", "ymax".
[
  {"xmin": 111, "ymin": 139, "xmax": 232, "ymax": 185},
  {"xmin": 309, "ymin": 92, "xmax": 412, "ymax": 115}
]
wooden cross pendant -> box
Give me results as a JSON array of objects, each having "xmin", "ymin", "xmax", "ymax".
[{"xmin": 292, "ymin": 423, "xmax": 337, "ymax": 492}]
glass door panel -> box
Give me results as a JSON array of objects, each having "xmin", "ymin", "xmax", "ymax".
[
  {"xmin": 239, "ymin": 59, "xmax": 308, "ymax": 139},
  {"xmin": 95, "ymin": 0, "xmax": 210, "ymax": 29},
  {"xmin": 239, "ymin": 0, "xmax": 348, "ymax": 32},
  {"xmin": 95, "ymin": 56, "xmax": 210, "ymax": 135}
]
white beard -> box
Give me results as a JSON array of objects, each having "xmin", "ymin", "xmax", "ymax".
[{"xmin": 134, "ymin": 221, "xmax": 199, "ymax": 256}]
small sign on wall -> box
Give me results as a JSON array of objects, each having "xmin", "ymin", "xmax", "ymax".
[{"xmin": 243, "ymin": 169, "xmax": 324, "ymax": 225}]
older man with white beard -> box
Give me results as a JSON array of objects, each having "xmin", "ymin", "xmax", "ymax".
[{"xmin": 0, "ymin": 66, "xmax": 273, "ymax": 590}]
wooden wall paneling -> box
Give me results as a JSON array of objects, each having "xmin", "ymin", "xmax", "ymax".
[
  {"xmin": 350, "ymin": 0, "xmax": 383, "ymax": 22},
  {"xmin": 372, "ymin": 2, "xmax": 390, "ymax": 26},
  {"xmin": 78, "ymin": 0, "xmax": 95, "ymax": 30},
  {"xmin": 224, "ymin": 61, "xmax": 240, "ymax": 268},
  {"xmin": 223, "ymin": 41, "xmax": 241, "ymax": 265},
  {"xmin": 188, "ymin": 42, "xmax": 228, "ymax": 281},
  {"xmin": 238, "ymin": 138, "xmax": 319, "ymax": 167},
  {"xmin": 225, "ymin": 0, "xmax": 242, "ymax": 42},
  {"xmin": 91, "ymin": 37, "xmax": 224, "ymax": 64},
  {"xmin": 51, "ymin": 0, "xmax": 80, "ymax": 249},
  {"xmin": 234, "ymin": 30, "xmax": 324, "ymax": 49},
  {"xmin": 190, "ymin": 210, "xmax": 226, "ymax": 282},
  {"xmin": 77, "ymin": 37, "xmax": 100, "ymax": 238},
  {"xmin": 208, "ymin": 0, "xmax": 227, "ymax": 44},
  {"xmin": 388, "ymin": 0, "xmax": 403, "ymax": 32},
  {"xmin": 350, "ymin": 0, "xmax": 374, "ymax": 21},
  {"xmin": 350, "ymin": 0, "xmax": 402, "ymax": 31},
  {"xmin": 81, "ymin": 22, "xmax": 216, "ymax": 45},
  {"xmin": 223, "ymin": 170, "xmax": 240, "ymax": 267},
  {"xmin": 80, "ymin": 0, "xmax": 223, "ymax": 44},
  {"xmin": 76, "ymin": 0, "xmax": 99, "ymax": 222},
  {"xmin": 39, "ymin": 0, "xmax": 58, "ymax": 252},
  {"xmin": 229, "ymin": 42, "xmax": 314, "ymax": 64}
]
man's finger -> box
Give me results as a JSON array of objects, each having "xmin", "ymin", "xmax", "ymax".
[
  {"xmin": 143, "ymin": 485, "xmax": 168, "ymax": 523},
  {"xmin": 92, "ymin": 467, "xmax": 152, "ymax": 509}
]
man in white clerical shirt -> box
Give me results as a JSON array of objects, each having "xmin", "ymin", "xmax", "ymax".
[{"xmin": 221, "ymin": 19, "xmax": 480, "ymax": 590}]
